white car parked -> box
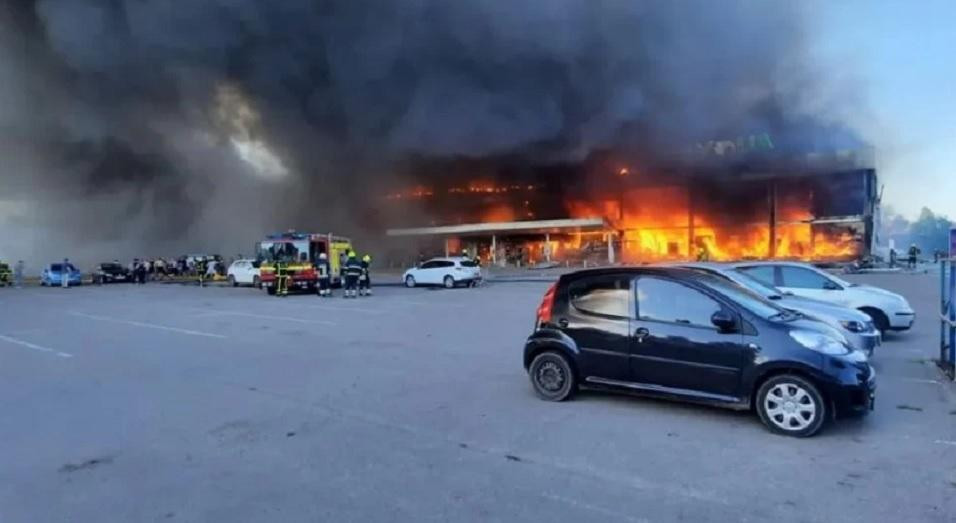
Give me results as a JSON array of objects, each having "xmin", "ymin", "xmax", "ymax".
[
  {"xmin": 403, "ymin": 257, "xmax": 481, "ymax": 288},
  {"xmin": 732, "ymin": 261, "xmax": 915, "ymax": 334},
  {"xmin": 227, "ymin": 259, "xmax": 261, "ymax": 287}
]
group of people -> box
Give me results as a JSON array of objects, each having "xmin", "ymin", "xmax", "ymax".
[{"xmin": 271, "ymin": 250, "xmax": 372, "ymax": 298}]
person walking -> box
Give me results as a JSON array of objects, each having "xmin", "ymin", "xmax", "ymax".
[
  {"xmin": 315, "ymin": 252, "xmax": 332, "ymax": 297},
  {"xmin": 907, "ymin": 243, "xmax": 920, "ymax": 270}
]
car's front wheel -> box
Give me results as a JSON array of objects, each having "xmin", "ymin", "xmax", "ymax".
[
  {"xmin": 529, "ymin": 351, "xmax": 576, "ymax": 402},
  {"xmin": 756, "ymin": 375, "xmax": 826, "ymax": 437},
  {"xmin": 405, "ymin": 275, "xmax": 416, "ymax": 288}
]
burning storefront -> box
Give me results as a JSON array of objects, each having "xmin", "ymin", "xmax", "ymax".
[{"xmin": 384, "ymin": 148, "xmax": 879, "ymax": 267}]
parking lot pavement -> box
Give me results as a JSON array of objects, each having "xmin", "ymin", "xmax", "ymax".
[{"xmin": 0, "ymin": 274, "xmax": 954, "ymax": 522}]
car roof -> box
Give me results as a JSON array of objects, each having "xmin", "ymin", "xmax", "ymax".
[
  {"xmin": 559, "ymin": 265, "xmax": 714, "ymax": 283},
  {"xmin": 725, "ymin": 260, "xmax": 815, "ymax": 268},
  {"xmin": 425, "ymin": 257, "xmax": 468, "ymax": 262}
]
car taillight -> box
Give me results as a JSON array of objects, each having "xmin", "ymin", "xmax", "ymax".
[{"xmin": 536, "ymin": 283, "xmax": 557, "ymax": 326}]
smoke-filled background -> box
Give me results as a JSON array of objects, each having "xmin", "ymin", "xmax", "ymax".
[{"xmin": 0, "ymin": 0, "xmax": 860, "ymax": 268}]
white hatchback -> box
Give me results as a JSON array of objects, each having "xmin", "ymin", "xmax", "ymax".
[
  {"xmin": 227, "ymin": 259, "xmax": 261, "ymax": 287},
  {"xmin": 403, "ymin": 257, "xmax": 481, "ymax": 288},
  {"xmin": 732, "ymin": 261, "xmax": 915, "ymax": 334}
]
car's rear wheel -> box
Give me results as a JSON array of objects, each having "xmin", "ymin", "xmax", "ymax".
[
  {"xmin": 756, "ymin": 375, "xmax": 826, "ymax": 437},
  {"xmin": 405, "ymin": 275, "xmax": 416, "ymax": 288},
  {"xmin": 529, "ymin": 351, "xmax": 576, "ymax": 402},
  {"xmin": 228, "ymin": 275, "xmax": 237, "ymax": 287},
  {"xmin": 443, "ymin": 275, "xmax": 455, "ymax": 289}
]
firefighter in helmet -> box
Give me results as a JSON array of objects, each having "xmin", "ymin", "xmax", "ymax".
[
  {"xmin": 274, "ymin": 260, "xmax": 290, "ymax": 297},
  {"xmin": 359, "ymin": 254, "xmax": 372, "ymax": 296},
  {"xmin": 196, "ymin": 257, "xmax": 208, "ymax": 287},
  {"xmin": 343, "ymin": 251, "xmax": 362, "ymax": 298},
  {"xmin": 315, "ymin": 252, "xmax": 332, "ymax": 297}
]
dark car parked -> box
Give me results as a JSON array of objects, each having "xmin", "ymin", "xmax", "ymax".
[
  {"xmin": 524, "ymin": 267, "xmax": 875, "ymax": 437},
  {"xmin": 92, "ymin": 262, "xmax": 131, "ymax": 284}
]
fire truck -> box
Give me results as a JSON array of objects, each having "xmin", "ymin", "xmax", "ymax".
[{"xmin": 256, "ymin": 231, "xmax": 353, "ymax": 295}]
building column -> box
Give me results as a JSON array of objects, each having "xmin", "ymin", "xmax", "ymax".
[
  {"xmin": 545, "ymin": 233, "xmax": 551, "ymax": 263},
  {"xmin": 444, "ymin": 238, "xmax": 450, "ymax": 257},
  {"xmin": 491, "ymin": 234, "xmax": 497, "ymax": 265},
  {"xmin": 607, "ymin": 232, "xmax": 616, "ymax": 265}
]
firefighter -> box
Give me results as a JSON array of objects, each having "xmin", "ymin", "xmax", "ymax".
[
  {"xmin": 196, "ymin": 257, "xmax": 207, "ymax": 287},
  {"xmin": 343, "ymin": 251, "xmax": 362, "ymax": 298},
  {"xmin": 315, "ymin": 252, "xmax": 332, "ymax": 297},
  {"xmin": 274, "ymin": 261, "xmax": 290, "ymax": 297},
  {"xmin": 907, "ymin": 243, "xmax": 920, "ymax": 270},
  {"xmin": 359, "ymin": 254, "xmax": 372, "ymax": 296}
]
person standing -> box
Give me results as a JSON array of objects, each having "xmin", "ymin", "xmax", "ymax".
[
  {"xmin": 62, "ymin": 258, "xmax": 70, "ymax": 288},
  {"xmin": 315, "ymin": 252, "xmax": 332, "ymax": 297},
  {"xmin": 197, "ymin": 257, "xmax": 207, "ymax": 287},
  {"xmin": 14, "ymin": 260, "xmax": 24, "ymax": 288},
  {"xmin": 359, "ymin": 254, "xmax": 372, "ymax": 296},
  {"xmin": 343, "ymin": 251, "xmax": 362, "ymax": 298}
]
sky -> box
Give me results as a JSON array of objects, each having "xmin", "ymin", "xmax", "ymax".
[{"xmin": 812, "ymin": 0, "xmax": 956, "ymax": 219}]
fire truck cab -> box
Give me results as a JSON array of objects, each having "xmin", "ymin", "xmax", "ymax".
[{"xmin": 256, "ymin": 231, "xmax": 353, "ymax": 294}]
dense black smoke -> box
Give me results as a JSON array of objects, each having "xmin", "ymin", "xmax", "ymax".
[{"xmin": 0, "ymin": 0, "xmax": 860, "ymax": 267}]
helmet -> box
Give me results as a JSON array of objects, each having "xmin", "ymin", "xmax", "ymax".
[
  {"xmin": 319, "ymin": 252, "xmax": 327, "ymax": 260},
  {"xmin": 362, "ymin": 254, "xmax": 371, "ymax": 262},
  {"xmin": 348, "ymin": 250, "xmax": 357, "ymax": 258}
]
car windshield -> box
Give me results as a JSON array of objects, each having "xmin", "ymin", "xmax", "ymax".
[
  {"xmin": 50, "ymin": 263, "xmax": 62, "ymax": 271},
  {"xmin": 695, "ymin": 274, "xmax": 790, "ymax": 320},
  {"xmin": 102, "ymin": 263, "xmax": 122, "ymax": 270},
  {"xmin": 731, "ymin": 270, "xmax": 784, "ymax": 297},
  {"xmin": 258, "ymin": 241, "xmax": 308, "ymax": 263}
]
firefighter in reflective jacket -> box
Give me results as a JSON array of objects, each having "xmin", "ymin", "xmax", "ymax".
[
  {"xmin": 315, "ymin": 252, "xmax": 332, "ymax": 297},
  {"xmin": 197, "ymin": 258, "xmax": 208, "ymax": 287},
  {"xmin": 359, "ymin": 254, "xmax": 372, "ymax": 296},
  {"xmin": 274, "ymin": 261, "xmax": 290, "ymax": 297},
  {"xmin": 343, "ymin": 251, "xmax": 362, "ymax": 298}
]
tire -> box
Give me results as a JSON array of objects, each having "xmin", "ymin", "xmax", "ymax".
[
  {"xmin": 756, "ymin": 374, "xmax": 827, "ymax": 437},
  {"xmin": 405, "ymin": 275, "xmax": 416, "ymax": 288},
  {"xmin": 253, "ymin": 276, "xmax": 261, "ymax": 289},
  {"xmin": 860, "ymin": 307, "xmax": 889, "ymax": 335},
  {"xmin": 266, "ymin": 285, "xmax": 276, "ymax": 296},
  {"xmin": 443, "ymin": 275, "xmax": 455, "ymax": 289},
  {"xmin": 228, "ymin": 275, "xmax": 237, "ymax": 287},
  {"xmin": 529, "ymin": 351, "xmax": 576, "ymax": 402}
]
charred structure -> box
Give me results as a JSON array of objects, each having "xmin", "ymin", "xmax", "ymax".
[{"xmin": 384, "ymin": 148, "xmax": 878, "ymax": 265}]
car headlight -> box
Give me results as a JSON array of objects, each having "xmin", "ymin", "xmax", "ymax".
[
  {"xmin": 789, "ymin": 329, "xmax": 851, "ymax": 355},
  {"xmin": 839, "ymin": 320, "xmax": 866, "ymax": 333}
]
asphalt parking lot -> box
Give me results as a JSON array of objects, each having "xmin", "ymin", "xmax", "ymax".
[{"xmin": 1, "ymin": 273, "xmax": 954, "ymax": 522}]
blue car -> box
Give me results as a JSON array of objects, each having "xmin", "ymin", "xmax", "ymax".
[{"xmin": 40, "ymin": 263, "xmax": 83, "ymax": 287}]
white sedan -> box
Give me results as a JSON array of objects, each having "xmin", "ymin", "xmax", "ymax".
[
  {"xmin": 227, "ymin": 259, "xmax": 261, "ymax": 287},
  {"xmin": 403, "ymin": 257, "xmax": 481, "ymax": 288},
  {"xmin": 732, "ymin": 261, "xmax": 915, "ymax": 334}
]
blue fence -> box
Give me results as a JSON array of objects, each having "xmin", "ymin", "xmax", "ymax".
[{"xmin": 940, "ymin": 260, "xmax": 956, "ymax": 378}]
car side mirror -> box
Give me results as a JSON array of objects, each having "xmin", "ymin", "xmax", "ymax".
[
  {"xmin": 823, "ymin": 281, "xmax": 842, "ymax": 291},
  {"xmin": 711, "ymin": 310, "xmax": 738, "ymax": 333}
]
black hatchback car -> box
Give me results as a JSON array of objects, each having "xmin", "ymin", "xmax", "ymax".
[
  {"xmin": 524, "ymin": 267, "xmax": 875, "ymax": 437},
  {"xmin": 92, "ymin": 262, "xmax": 131, "ymax": 284}
]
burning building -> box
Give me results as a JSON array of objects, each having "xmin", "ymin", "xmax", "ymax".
[{"xmin": 385, "ymin": 146, "xmax": 879, "ymax": 267}]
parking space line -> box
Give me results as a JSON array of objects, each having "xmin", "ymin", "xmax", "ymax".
[
  {"xmin": 396, "ymin": 298, "xmax": 465, "ymax": 307},
  {"xmin": 70, "ymin": 311, "xmax": 227, "ymax": 339},
  {"xmin": 200, "ymin": 310, "xmax": 336, "ymax": 326},
  {"xmin": 294, "ymin": 303, "xmax": 385, "ymax": 315},
  {"xmin": 0, "ymin": 334, "xmax": 73, "ymax": 358},
  {"xmin": 934, "ymin": 440, "xmax": 956, "ymax": 446}
]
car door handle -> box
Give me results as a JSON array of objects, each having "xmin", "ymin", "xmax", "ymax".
[
  {"xmin": 634, "ymin": 327, "xmax": 650, "ymax": 341},
  {"xmin": 557, "ymin": 318, "xmax": 569, "ymax": 328}
]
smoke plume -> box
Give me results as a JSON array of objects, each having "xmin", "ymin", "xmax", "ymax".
[{"xmin": 0, "ymin": 0, "xmax": 860, "ymax": 267}]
